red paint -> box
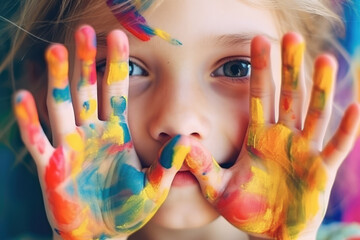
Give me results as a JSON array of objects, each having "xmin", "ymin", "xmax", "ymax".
[
  {"xmin": 45, "ymin": 148, "xmax": 66, "ymax": 189},
  {"xmin": 89, "ymin": 62, "xmax": 97, "ymax": 85},
  {"xmin": 283, "ymin": 97, "xmax": 290, "ymax": 111},
  {"xmin": 45, "ymin": 148, "xmax": 80, "ymax": 225},
  {"xmin": 216, "ymin": 189, "xmax": 268, "ymax": 224},
  {"xmin": 107, "ymin": 142, "xmax": 133, "ymax": 154},
  {"xmin": 148, "ymin": 163, "xmax": 164, "ymax": 188}
]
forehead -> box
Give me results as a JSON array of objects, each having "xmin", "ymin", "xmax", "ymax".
[{"xmin": 83, "ymin": 0, "xmax": 280, "ymax": 47}]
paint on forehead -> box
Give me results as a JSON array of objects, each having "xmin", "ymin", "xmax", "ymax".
[
  {"xmin": 107, "ymin": 62, "xmax": 129, "ymax": 84},
  {"xmin": 106, "ymin": 0, "xmax": 182, "ymax": 45}
]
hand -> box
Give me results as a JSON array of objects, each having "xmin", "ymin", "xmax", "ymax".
[
  {"xmin": 184, "ymin": 33, "xmax": 360, "ymax": 239},
  {"xmin": 14, "ymin": 25, "xmax": 190, "ymax": 240}
]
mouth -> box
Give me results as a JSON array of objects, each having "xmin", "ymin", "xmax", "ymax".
[{"xmin": 172, "ymin": 170, "xmax": 199, "ymax": 187}]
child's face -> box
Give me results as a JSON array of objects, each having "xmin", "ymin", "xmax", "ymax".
[{"xmin": 91, "ymin": 0, "xmax": 282, "ymax": 229}]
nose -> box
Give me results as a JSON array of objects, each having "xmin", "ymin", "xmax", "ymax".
[{"xmin": 148, "ymin": 81, "xmax": 210, "ymax": 144}]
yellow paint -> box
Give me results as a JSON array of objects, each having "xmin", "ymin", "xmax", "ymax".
[
  {"xmin": 80, "ymin": 99, "xmax": 97, "ymax": 121},
  {"xmin": 46, "ymin": 49, "xmax": 69, "ymax": 88},
  {"xmin": 154, "ymin": 29, "xmax": 172, "ymax": 42},
  {"xmin": 107, "ymin": 62, "xmax": 129, "ymax": 85},
  {"xmin": 70, "ymin": 207, "xmax": 92, "ymax": 238},
  {"xmin": 245, "ymin": 122, "xmax": 328, "ymax": 238},
  {"xmin": 102, "ymin": 115, "xmax": 124, "ymax": 145},
  {"xmin": 15, "ymin": 103, "xmax": 29, "ymax": 122},
  {"xmin": 66, "ymin": 133, "xmax": 84, "ymax": 152},
  {"xmin": 311, "ymin": 64, "xmax": 334, "ymax": 110},
  {"xmin": 205, "ymin": 185, "xmax": 218, "ymax": 201},
  {"xmin": 172, "ymin": 145, "xmax": 191, "ymax": 170},
  {"xmin": 81, "ymin": 61, "xmax": 93, "ymax": 80},
  {"xmin": 282, "ymin": 41, "xmax": 304, "ymax": 91},
  {"xmin": 251, "ymin": 97, "xmax": 265, "ymax": 125}
]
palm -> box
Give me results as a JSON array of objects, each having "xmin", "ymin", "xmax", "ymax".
[
  {"xmin": 14, "ymin": 26, "xmax": 190, "ymax": 239},
  {"xmin": 184, "ymin": 33, "xmax": 360, "ymax": 239}
]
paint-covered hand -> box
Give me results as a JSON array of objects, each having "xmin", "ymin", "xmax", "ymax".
[
  {"xmin": 184, "ymin": 33, "xmax": 360, "ymax": 239},
  {"xmin": 14, "ymin": 26, "xmax": 190, "ymax": 240}
]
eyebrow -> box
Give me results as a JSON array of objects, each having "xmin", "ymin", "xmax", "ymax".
[{"xmin": 214, "ymin": 33, "xmax": 279, "ymax": 47}]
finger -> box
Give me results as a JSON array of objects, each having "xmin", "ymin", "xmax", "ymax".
[
  {"xmin": 249, "ymin": 35, "xmax": 275, "ymax": 125},
  {"xmin": 145, "ymin": 135, "xmax": 190, "ymax": 201},
  {"xmin": 101, "ymin": 30, "xmax": 129, "ymax": 120},
  {"xmin": 278, "ymin": 32, "xmax": 306, "ymax": 129},
  {"xmin": 185, "ymin": 137, "xmax": 226, "ymax": 203},
  {"xmin": 302, "ymin": 54, "xmax": 337, "ymax": 149},
  {"xmin": 322, "ymin": 103, "xmax": 360, "ymax": 169},
  {"xmin": 45, "ymin": 44, "xmax": 77, "ymax": 147},
  {"xmin": 14, "ymin": 90, "xmax": 53, "ymax": 165},
  {"xmin": 72, "ymin": 25, "xmax": 98, "ymax": 125}
]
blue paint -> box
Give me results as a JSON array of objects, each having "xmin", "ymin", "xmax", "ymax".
[
  {"xmin": 120, "ymin": 122, "xmax": 131, "ymax": 143},
  {"xmin": 111, "ymin": 96, "xmax": 127, "ymax": 120},
  {"xmin": 83, "ymin": 101, "xmax": 90, "ymax": 111},
  {"xmin": 53, "ymin": 86, "xmax": 71, "ymax": 103},
  {"xmin": 89, "ymin": 123, "xmax": 95, "ymax": 129},
  {"xmin": 76, "ymin": 165, "xmax": 103, "ymax": 218},
  {"xmin": 159, "ymin": 135, "xmax": 181, "ymax": 169}
]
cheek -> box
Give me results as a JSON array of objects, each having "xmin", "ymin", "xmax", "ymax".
[{"xmin": 210, "ymin": 96, "xmax": 250, "ymax": 165}]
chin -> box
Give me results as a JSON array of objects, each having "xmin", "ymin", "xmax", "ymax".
[{"xmin": 149, "ymin": 181, "xmax": 220, "ymax": 230}]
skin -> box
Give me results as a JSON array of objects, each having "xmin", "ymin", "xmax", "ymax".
[{"xmin": 14, "ymin": 0, "xmax": 360, "ymax": 239}]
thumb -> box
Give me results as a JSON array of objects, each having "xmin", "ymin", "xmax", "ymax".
[
  {"xmin": 185, "ymin": 138, "xmax": 226, "ymax": 203},
  {"xmin": 145, "ymin": 135, "xmax": 191, "ymax": 201}
]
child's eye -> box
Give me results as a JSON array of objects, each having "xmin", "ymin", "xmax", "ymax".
[
  {"xmin": 129, "ymin": 60, "xmax": 148, "ymax": 76},
  {"xmin": 211, "ymin": 59, "xmax": 251, "ymax": 80},
  {"xmin": 95, "ymin": 59, "xmax": 148, "ymax": 77}
]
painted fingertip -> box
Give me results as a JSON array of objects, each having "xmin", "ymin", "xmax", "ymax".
[
  {"xmin": 75, "ymin": 25, "xmax": 97, "ymax": 61},
  {"xmin": 107, "ymin": 30, "xmax": 129, "ymax": 61},
  {"xmin": 106, "ymin": 30, "xmax": 129, "ymax": 85},
  {"xmin": 46, "ymin": 44, "xmax": 69, "ymax": 85},
  {"xmin": 342, "ymin": 103, "xmax": 360, "ymax": 135},
  {"xmin": 14, "ymin": 90, "xmax": 37, "ymax": 121},
  {"xmin": 282, "ymin": 32, "xmax": 304, "ymax": 46},
  {"xmin": 311, "ymin": 54, "xmax": 337, "ymax": 110},
  {"xmin": 251, "ymin": 35, "xmax": 271, "ymax": 70},
  {"xmin": 159, "ymin": 135, "xmax": 190, "ymax": 170}
]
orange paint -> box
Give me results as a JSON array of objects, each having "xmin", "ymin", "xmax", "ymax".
[
  {"xmin": 282, "ymin": 34, "xmax": 304, "ymax": 91},
  {"xmin": 46, "ymin": 45, "xmax": 69, "ymax": 88}
]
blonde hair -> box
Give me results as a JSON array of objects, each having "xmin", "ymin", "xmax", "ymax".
[{"xmin": 0, "ymin": 0, "xmax": 349, "ymax": 160}]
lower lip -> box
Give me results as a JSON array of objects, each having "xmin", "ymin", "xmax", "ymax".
[{"xmin": 172, "ymin": 171, "xmax": 198, "ymax": 187}]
